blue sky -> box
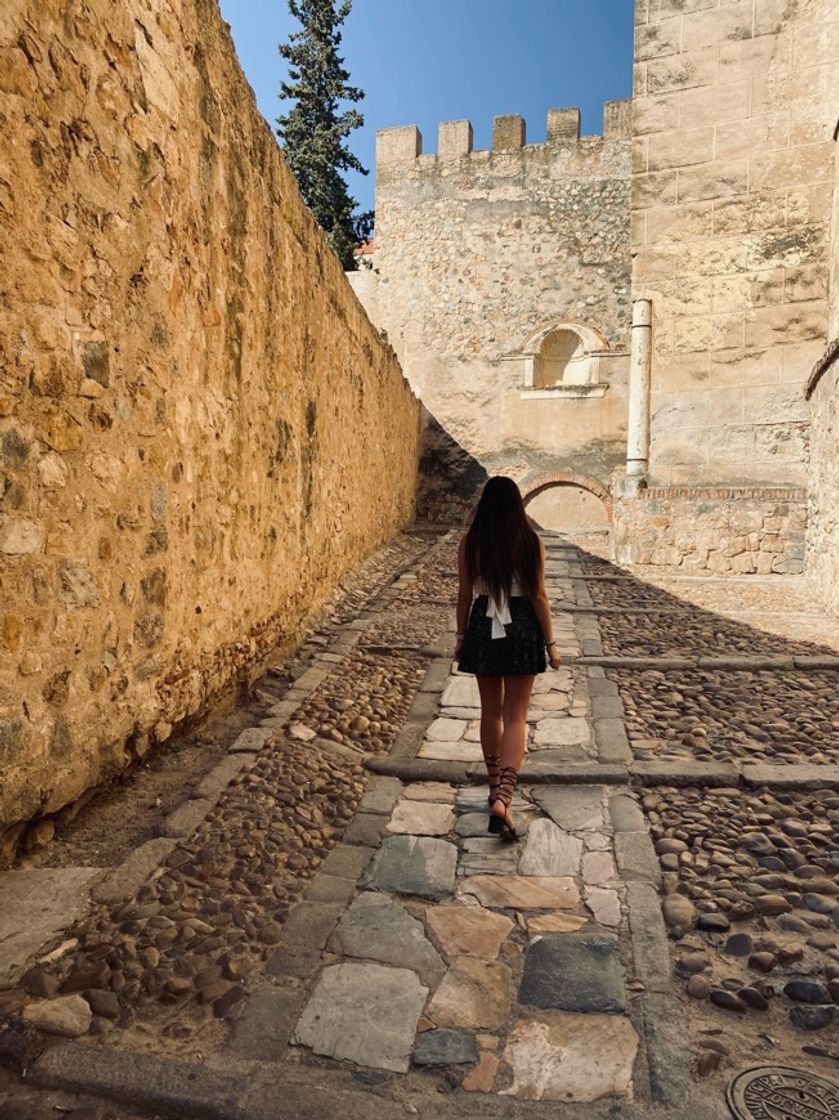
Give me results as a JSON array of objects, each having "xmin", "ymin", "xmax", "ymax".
[{"xmin": 218, "ymin": 0, "xmax": 634, "ymax": 214}]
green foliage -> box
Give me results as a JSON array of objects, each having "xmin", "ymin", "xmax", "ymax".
[{"xmin": 276, "ymin": 0, "xmax": 372, "ymax": 269}]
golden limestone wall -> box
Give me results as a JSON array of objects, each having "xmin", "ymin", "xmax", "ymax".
[
  {"xmin": 805, "ymin": 122, "xmax": 839, "ymax": 613},
  {"xmin": 632, "ymin": 0, "xmax": 837, "ymax": 488},
  {"xmin": 0, "ymin": 0, "xmax": 420, "ymax": 859}
]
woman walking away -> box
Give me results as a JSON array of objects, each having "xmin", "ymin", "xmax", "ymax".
[{"xmin": 455, "ymin": 477, "xmax": 561, "ymax": 840}]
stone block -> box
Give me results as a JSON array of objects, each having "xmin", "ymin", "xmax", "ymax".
[
  {"xmin": 546, "ymin": 107, "xmax": 580, "ymax": 143},
  {"xmin": 438, "ymin": 119, "xmax": 472, "ymax": 159},
  {"xmin": 362, "ymin": 835, "xmax": 457, "ymax": 900},
  {"xmin": 492, "ymin": 114, "xmax": 525, "ymax": 150},
  {"xmin": 519, "ymin": 931, "xmax": 626, "ymax": 1012},
  {"xmin": 376, "ymin": 125, "xmax": 421, "ymax": 165},
  {"xmin": 225, "ymin": 984, "xmax": 303, "ymax": 1060}
]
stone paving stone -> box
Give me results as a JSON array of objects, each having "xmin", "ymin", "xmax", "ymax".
[
  {"xmin": 527, "ymin": 913, "xmax": 588, "ymax": 935},
  {"xmin": 425, "ymin": 717, "xmax": 468, "ymax": 741},
  {"xmin": 519, "ymin": 930, "xmax": 626, "ymax": 1012},
  {"xmin": 357, "ymin": 775, "xmax": 403, "ymax": 815},
  {"xmin": 582, "ymin": 851, "xmax": 616, "ymax": 886},
  {"xmin": 418, "ymin": 740, "xmax": 483, "ymax": 762},
  {"xmin": 456, "ymin": 787, "xmax": 528, "ymax": 814},
  {"xmin": 91, "ymin": 839, "xmax": 174, "ymax": 905},
  {"xmin": 294, "ymin": 962, "xmax": 428, "ymax": 1073},
  {"xmin": 609, "ymin": 794, "xmax": 645, "ymax": 832},
  {"xmin": 441, "ymin": 677, "xmax": 481, "ymax": 707},
  {"xmin": 402, "ymin": 781, "xmax": 456, "ymax": 802},
  {"xmin": 455, "ymin": 812, "xmax": 490, "ymax": 837},
  {"xmin": 584, "ymin": 887, "xmax": 621, "ymax": 928},
  {"xmin": 22, "ymin": 995, "xmax": 92, "ymax": 1037},
  {"xmin": 265, "ymin": 902, "xmax": 345, "ymax": 979},
  {"xmin": 319, "ymin": 843, "xmax": 373, "ymax": 881},
  {"xmin": 226, "ymin": 984, "xmax": 304, "ymax": 1060},
  {"xmin": 194, "ymin": 753, "xmax": 257, "ymax": 800},
  {"xmin": 533, "ymin": 717, "xmax": 591, "ymax": 749},
  {"xmin": 412, "ymin": 1029, "xmax": 478, "ymax": 1066},
  {"xmin": 501, "ymin": 1012, "xmax": 638, "ymax": 1101},
  {"xmin": 531, "ymin": 786, "xmax": 604, "ymax": 831},
  {"xmin": 426, "ymin": 904, "xmax": 513, "ymax": 960},
  {"xmin": 532, "ymin": 670, "xmax": 575, "ymax": 694},
  {"xmin": 229, "ymin": 727, "xmax": 275, "ymax": 752},
  {"xmin": 457, "ymin": 875, "xmax": 579, "ymax": 911},
  {"xmin": 426, "ymin": 956, "xmax": 512, "ymax": 1030},
  {"xmin": 362, "ymin": 835, "xmax": 457, "ymax": 900},
  {"xmin": 518, "ymin": 819, "xmax": 582, "ymax": 877},
  {"xmin": 343, "ymin": 812, "xmax": 387, "ymax": 847},
  {"xmin": 328, "ymin": 892, "xmax": 445, "ymax": 987},
  {"xmin": 304, "ymin": 874, "xmax": 356, "ymax": 906},
  {"xmin": 529, "ymin": 692, "xmax": 572, "ymax": 714},
  {"xmin": 386, "ymin": 799, "xmax": 455, "ymax": 836}
]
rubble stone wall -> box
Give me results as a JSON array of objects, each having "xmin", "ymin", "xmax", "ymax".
[
  {"xmin": 0, "ymin": 0, "xmax": 420, "ymax": 858},
  {"xmin": 631, "ymin": 0, "xmax": 838, "ymax": 488},
  {"xmin": 614, "ymin": 487, "xmax": 807, "ymax": 575}
]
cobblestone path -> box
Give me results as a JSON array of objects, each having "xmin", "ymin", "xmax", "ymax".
[{"xmin": 1, "ymin": 533, "xmax": 837, "ymax": 1120}]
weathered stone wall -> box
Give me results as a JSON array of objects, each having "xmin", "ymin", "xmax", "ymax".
[
  {"xmin": 348, "ymin": 105, "xmax": 632, "ymax": 501},
  {"xmin": 0, "ymin": 0, "xmax": 420, "ymax": 858},
  {"xmin": 614, "ymin": 487, "xmax": 807, "ymax": 575},
  {"xmin": 632, "ymin": 0, "xmax": 838, "ymax": 488},
  {"xmin": 805, "ymin": 119, "xmax": 839, "ymax": 613}
]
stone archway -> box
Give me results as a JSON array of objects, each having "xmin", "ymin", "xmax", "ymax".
[{"xmin": 521, "ymin": 471, "xmax": 612, "ymax": 534}]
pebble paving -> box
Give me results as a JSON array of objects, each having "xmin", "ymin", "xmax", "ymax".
[{"xmin": 3, "ymin": 529, "xmax": 838, "ymax": 1117}]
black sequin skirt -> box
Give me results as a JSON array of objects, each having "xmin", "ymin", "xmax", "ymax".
[{"xmin": 457, "ymin": 596, "xmax": 547, "ymax": 677}]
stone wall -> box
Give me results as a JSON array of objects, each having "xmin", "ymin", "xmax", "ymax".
[
  {"xmin": 805, "ymin": 117, "xmax": 839, "ymax": 613},
  {"xmin": 348, "ymin": 104, "xmax": 633, "ymax": 499},
  {"xmin": 614, "ymin": 487, "xmax": 807, "ymax": 575},
  {"xmin": 632, "ymin": 0, "xmax": 838, "ymax": 488},
  {"xmin": 0, "ymin": 0, "xmax": 420, "ymax": 860}
]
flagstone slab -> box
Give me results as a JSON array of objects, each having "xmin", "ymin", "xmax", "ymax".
[
  {"xmin": 463, "ymin": 721, "xmax": 481, "ymax": 742},
  {"xmin": 460, "ymin": 852, "xmax": 520, "ymax": 877},
  {"xmin": 456, "ymin": 788, "xmax": 528, "ymax": 814},
  {"xmin": 426, "ymin": 956, "xmax": 512, "ymax": 1030},
  {"xmin": 532, "ymin": 787, "xmax": 604, "ymax": 832},
  {"xmin": 425, "ymin": 718, "xmax": 468, "ymax": 742},
  {"xmin": 527, "ymin": 913, "xmax": 589, "ymax": 935},
  {"xmin": 426, "ymin": 905, "xmax": 513, "ymax": 961},
  {"xmin": 583, "ymin": 851, "xmax": 616, "ymax": 886},
  {"xmin": 402, "ymin": 782, "xmax": 457, "ymax": 803},
  {"xmin": 418, "ymin": 741, "xmax": 483, "ymax": 762},
  {"xmin": 413, "ymin": 1029, "xmax": 478, "ymax": 1066},
  {"xmin": 363, "ymin": 836, "xmax": 457, "ymax": 900},
  {"xmin": 294, "ymin": 962, "xmax": 428, "ymax": 1072},
  {"xmin": 585, "ymin": 886, "xmax": 621, "ymax": 928},
  {"xmin": 457, "ymin": 875, "xmax": 579, "ymax": 911},
  {"xmin": 387, "ymin": 799, "xmax": 455, "ymax": 837},
  {"xmin": 528, "ymin": 693, "xmax": 571, "ymax": 713},
  {"xmin": 533, "ymin": 718, "xmax": 591, "ymax": 749},
  {"xmin": 439, "ymin": 707, "xmax": 481, "ymax": 720},
  {"xmin": 501, "ymin": 1012, "xmax": 638, "ymax": 1101},
  {"xmin": 519, "ymin": 930, "xmax": 626, "ymax": 1012},
  {"xmin": 455, "ymin": 812, "xmax": 490, "ymax": 837},
  {"xmin": 328, "ymin": 893, "xmax": 445, "ymax": 987},
  {"xmin": 532, "ymin": 672, "xmax": 574, "ymax": 696},
  {"xmin": 442, "ymin": 678, "xmax": 481, "ymax": 707},
  {"xmin": 518, "ymin": 819, "xmax": 582, "ymax": 878}
]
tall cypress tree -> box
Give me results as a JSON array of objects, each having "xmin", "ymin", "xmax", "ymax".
[{"xmin": 276, "ymin": 0, "xmax": 372, "ymax": 270}]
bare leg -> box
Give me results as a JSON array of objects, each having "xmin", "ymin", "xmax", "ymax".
[
  {"xmin": 490, "ymin": 674, "xmax": 535, "ymax": 832},
  {"xmin": 476, "ymin": 675, "xmax": 504, "ymax": 804}
]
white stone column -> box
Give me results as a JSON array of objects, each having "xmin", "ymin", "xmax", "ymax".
[{"xmin": 626, "ymin": 299, "xmax": 652, "ymax": 478}]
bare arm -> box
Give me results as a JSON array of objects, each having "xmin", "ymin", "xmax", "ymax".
[
  {"xmin": 455, "ymin": 536, "xmax": 473, "ymax": 656},
  {"xmin": 530, "ymin": 538, "xmax": 561, "ymax": 668}
]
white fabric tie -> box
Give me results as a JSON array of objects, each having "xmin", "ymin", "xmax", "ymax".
[{"xmin": 485, "ymin": 591, "xmax": 512, "ymax": 639}]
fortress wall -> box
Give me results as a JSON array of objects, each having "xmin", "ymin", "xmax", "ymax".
[
  {"xmin": 0, "ymin": 0, "xmax": 420, "ymax": 860},
  {"xmin": 631, "ymin": 0, "xmax": 839, "ymax": 489},
  {"xmin": 350, "ymin": 107, "xmax": 633, "ymax": 511}
]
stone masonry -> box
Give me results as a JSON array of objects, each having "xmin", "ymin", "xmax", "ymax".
[{"xmin": 0, "ymin": 0, "xmax": 420, "ymax": 862}]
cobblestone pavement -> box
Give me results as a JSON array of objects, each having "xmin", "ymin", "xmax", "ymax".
[{"xmin": 0, "ymin": 535, "xmax": 837, "ymax": 1119}]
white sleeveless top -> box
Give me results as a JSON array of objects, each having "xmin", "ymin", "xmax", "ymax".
[{"xmin": 474, "ymin": 576, "xmax": 523, "ymax": 639}]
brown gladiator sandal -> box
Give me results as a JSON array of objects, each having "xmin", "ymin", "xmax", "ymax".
[
  {"xmin": 488, "ymin": 765, "xmax": 520, "ymax": 841},
  {"xmin": 485, "ymin": 753, "xmax": 501, "ymax": 808}
]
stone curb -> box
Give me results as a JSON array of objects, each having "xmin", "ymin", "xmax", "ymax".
[
  {"xmin": 570, "ymin": 654, "xmax": 839, "ymax": 672},
  {"xmin": 90, "ymin": 839, "xmax": 176, "ymax": 906},
  {"xmin": 28, "ymin": 1038, "xmax": 720, "ymax": 1120},
  {"xmin": 364, "ymin": 756, "xmax": 632, "ymax": 786}
]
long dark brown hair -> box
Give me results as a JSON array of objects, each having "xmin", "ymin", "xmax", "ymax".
[{"xmin": 464, "ymin": 476, "xmax": 541, "ymax": 603}]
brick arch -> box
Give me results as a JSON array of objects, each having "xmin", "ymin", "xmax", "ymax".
[{"xmin": 520, "ymin": 471, "xmax": 613, "ymax": 520}]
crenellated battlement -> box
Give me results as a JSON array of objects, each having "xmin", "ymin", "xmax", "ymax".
[{"xmin": 376, "ymin": 99, "xmax": 631, "ymax": 167}]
